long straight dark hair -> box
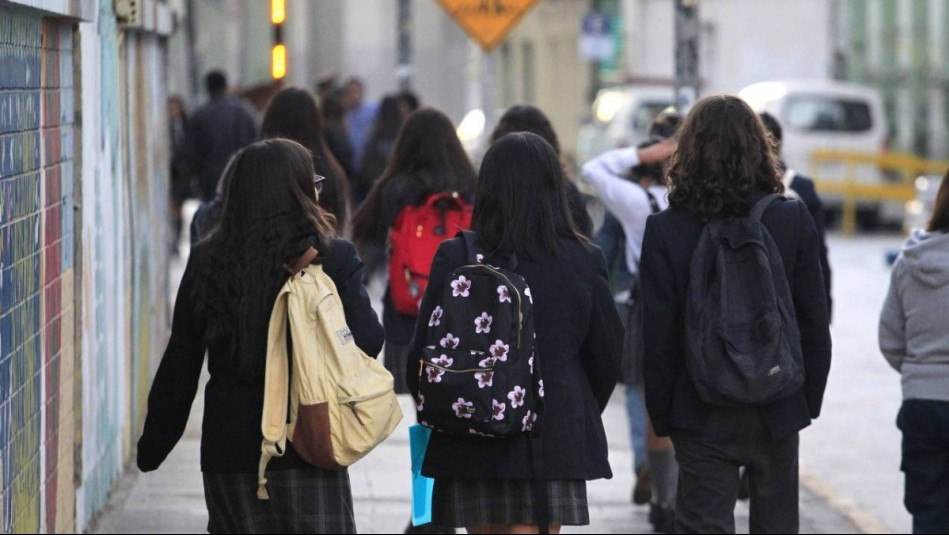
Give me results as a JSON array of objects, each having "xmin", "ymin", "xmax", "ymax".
[
  {"xmin": 352, "ymin": 107, "xmax": 477, "ymax": 247},
  {"xmin": 473, "ymin": 132, "xmax": 584, "ymax": 259},
  {"xmin": 194, "ymin": 139, "xmax": 337, "ymax": 381},
  {"xmin": 930, "ymin": 170, "xmax": 949, "ymax": 233},
  {"xmin": 261, "ymin": 87, "xmax": 350, "ymax": 231}
]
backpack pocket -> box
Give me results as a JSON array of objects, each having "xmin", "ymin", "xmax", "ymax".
[
  {"xmin": 335, "ymin": 364, "xmax": 403, "ymax": 463},
  {"xmin": 417, "ymin": 346, "xmax": 503, "ymax": 436}
]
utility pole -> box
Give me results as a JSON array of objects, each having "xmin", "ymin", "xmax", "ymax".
[
  {"xmin": 589, "ymin": 0, "xmax": 602, "ymax": 105},
  {"xmin": 674, "ymin": 0, "xmax": 700, "ymax": 112},
  {"xmin": 397, "ymin": 0, "xmax": 413, "ymax": 91}
]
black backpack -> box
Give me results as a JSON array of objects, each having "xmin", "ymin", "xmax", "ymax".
[
  {"xmin": 415, "ymin": 232, "xmax": 543, "ymax": 438},
  {"xmin": 684, "ymin": 194, "xmax": 804, "ymax": 406}
]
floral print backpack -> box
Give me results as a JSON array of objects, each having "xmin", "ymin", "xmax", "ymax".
[{"xmin": 415, "ymin": 231, "xmax": 544, "ymax": 438}]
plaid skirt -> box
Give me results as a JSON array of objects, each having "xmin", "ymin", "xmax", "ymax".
[
  {"xmin": 203, "ymin": 467, "xmax": 355, "ymax": 534},
  {"xmin": 431, "ymin": 478, "xmax": 589, "ymax": 527}
]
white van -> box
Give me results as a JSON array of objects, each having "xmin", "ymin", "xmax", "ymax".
[
  {"xmin": 577, "ymin": 85, "xmax": 675, "ymax": 164},
  {"xmin": 739, "ymin": 80, "xmax": 896, "ymax": 227}
]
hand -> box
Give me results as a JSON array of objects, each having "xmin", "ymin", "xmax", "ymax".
[{"xmin": 638, "ymin": 140, "xmax": 677, "ymax": 165}]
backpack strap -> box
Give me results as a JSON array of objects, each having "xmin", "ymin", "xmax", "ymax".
[
  {"xmin": 283, "ymin": 247, "xmax": 319, "ymax": 275},
  {"xmin": 750, "ymin": 193, "xmax": 785, "ymax": 222},
  {"xmin": 259, "ymin": 286, "xmax": 293, "ymax": 500},
  {"xmin": 459, "ymin": 230, "xmax": 520, "ymax": 270}
]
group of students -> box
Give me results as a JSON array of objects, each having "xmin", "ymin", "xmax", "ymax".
[{"xmin": 140, "ymin": 80, "xmax": 948, "ymax": 535}]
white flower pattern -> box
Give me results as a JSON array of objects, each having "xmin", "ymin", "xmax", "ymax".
[
  {"xmin": 475, "ymin": 371, "xmax": 494, "ymax": 389},
  {"xmin": 492, "ymin": 400, "xmax": 506, "ymax": 421},
  {"xmin": 416, "ymin": 394, "xmax": 425, "ymax": 412},
  {"xmin": 439, "ymin": 333, "xmax": 460, "ymax": 349},
  {"xmin": 508, "ymin": 386, "xmax": 527, "ymax": 408},
  {"xmin": 451, "ymin": 275, "xmax": 472, "ymax": 297},
  {"xmin": 529, "ymin": 355, "xmax": 534, "ymax": 374},
  {"xmin": 497, "ymin": 285, "xmax": 511, "ymax": 303},
  {"xmin": 425, "ymin": 366, "xmax": 445, "ymax": 383},
  {"xmin": 538, "ymin": 380, "xmax": 544, "ymax": 398},
  {"xmin": 478, "ymin": 356, "xmax": 498, "ymax": 368},
  {"xmin": 524, "ymin": 287, "xmax": 533, "ymax": 303},
  {"xmin": 522, "ymin": 411, "xmax": 538, "ymax": 432},
  {"xmin": 474, "ymin": 312, "xmax": 493, "ymax": 334},
  {"xmin": 476, "ymin": 254, "xmax": 484, "ymax": 263},
  {"xmin": 453, "ymin": 398, "xmax": 475, "ymax": 419},
  {"xmin": 432, "ymin": 354, "xmax": 454, "ymax": 367},
  {"xmin": 489, "ymin": 340, "xmax": 510, "ymax": 361},
  {"xmin": 429, "ymin": 306, "xmax": 443, "ymax": 327}
]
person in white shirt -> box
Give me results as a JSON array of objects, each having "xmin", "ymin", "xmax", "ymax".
[{"xmin": 581, "ymin": 122, "xmax": 678, "ymax": 532}]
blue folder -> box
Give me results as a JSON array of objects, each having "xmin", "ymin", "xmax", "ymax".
[{"xmin": 409, "ymin": 424, "xmax": 435, "ymax": 526}]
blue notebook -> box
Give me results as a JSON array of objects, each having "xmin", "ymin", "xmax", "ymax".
[{"xmin": 409, "ymin": 424, "xmax": 435, "ymax": 526}]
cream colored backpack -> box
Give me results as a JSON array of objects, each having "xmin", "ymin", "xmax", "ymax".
[{"xmin": 257, "ymin": 247, "xmax": 402, "ymax": 500}]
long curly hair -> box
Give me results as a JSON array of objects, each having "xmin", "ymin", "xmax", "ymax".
[
  {"xmin": 666, "ymin": 95, "xmax": 783, "ymax": 221},
  {"xmin": 193, "ymin": 139, "xmax": 337, "ymax": 381}
]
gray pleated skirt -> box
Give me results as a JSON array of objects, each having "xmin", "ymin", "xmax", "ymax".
[
  {"xmin": 431, "ymin": 478, "xmax": 589, "ymax": 527},
  {"xmin": 203, "ymin": 467, "xmax": 355, "ymax": 534}
]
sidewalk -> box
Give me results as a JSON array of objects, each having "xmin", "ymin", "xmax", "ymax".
[{"xmin": 89, "ymin": 381, "xmax": 861, "ymax": 534}]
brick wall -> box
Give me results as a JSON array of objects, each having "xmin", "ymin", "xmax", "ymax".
[{"xmin": 0, "ymin": 7, "xmax": 77, "ymax": 534}]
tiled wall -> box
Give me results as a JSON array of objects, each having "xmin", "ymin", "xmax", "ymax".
[{"xmin": 0, "ymin": 7, "xmax": 77, "ymax": 534}]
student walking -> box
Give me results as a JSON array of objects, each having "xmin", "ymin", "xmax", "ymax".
[
  {"xmin": 640, "ymin": 95, "xmax": 832, "ymax": 534},
  {"xmin": 352, "ymin": 108, "xmax": 477, "ymax": 395},
  {"xmin": 879, "ymin": 170, "xmax": 949, "ymax": 534},
  {"xmin": 406, "ymin": 132, "xmax": 623, "ymax": 534},
  {"xmin": 138, "ymin": 139, "xmax": 384, "ymax": 533}
]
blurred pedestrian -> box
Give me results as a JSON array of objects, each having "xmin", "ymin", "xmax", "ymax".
[
  {"xmin": 397, "ymin": 90, "xmax": 421, "ymax": 119},
  {"xmin": 323, "ymin": 89, "xmax": 356, "ymax": 180},
  {"xmin": 342, "ymin": 77, "xmax": 378, "ymax": 175},
  {"xmin": 188, "ymin": 70, "xmax": 258, "ymax": 201},
  {"xmin": 138, "ymin": 139, "xmax": 384, "ymax": 534},
  {"xmin": 168, "ymin": 95, "xmax": 192, "ymax": 256},
  {"xmin": 640, "ymin": 95, "xmax": 831, "ymax": 533},
  {"xmin": 879, "ymin": 170, "xmax": 949, "ymax": 534},
  {"xmin": 490, "ymin": 104, "xmax": 593, "ymax": 237},
  {"xmin": 352, "ymin": 108, "xmax": 477, "ymax": 395},
  {"xmin": 581, "ymin": 110, "xmax": 680, "ymax": 532},
  {"xmin": 356, "ymin": 95, "xmax": 405, "ymax": 205},
  {"xmin": 261, "ymin": 86, "xmax": 351, "ymax": 233},
  {"xmin": 405, "ymin": 132, "xmax": 622, "ymax": 533},
  {"xmin": 759, "ymin": 111, "xmax": 833, "ymax": 320}
]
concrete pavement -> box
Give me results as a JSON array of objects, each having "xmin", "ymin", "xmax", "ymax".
[{"xmin": 89, "ymin": 382, "xmax": 861, "ymax": 534}]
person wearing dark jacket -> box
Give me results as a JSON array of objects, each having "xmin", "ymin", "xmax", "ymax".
[
  {"xmin": 759, "ymin": 112, "xmax": 833, "ymax": 319},
  {"xmin": 138, "ymin": 139, "xmax": 384, "ymax": 534},
  {"xmin": 489, "ymin": 105, "xmax": 593, "ymax": 237},
  {"xmin": 189, "ymin": 71, "xmax": 258, "ymax": 201},
  {"xmin": 406, "ymin": 133, "xmax": 623, "ymax": 533},
  {"xmin": 352, "ymin": 108, "xmax": 478, "ymax": 395},
  {"xmin": 640, "ymin": 96, "xmax": 832, "ymax": 534}
]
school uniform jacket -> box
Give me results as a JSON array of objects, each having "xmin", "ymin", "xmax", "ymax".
[{"xmin": 640, "ymin": 194, "xmax": 832, "ymax": 440}]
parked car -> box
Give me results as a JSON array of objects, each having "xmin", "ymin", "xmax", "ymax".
[
  {"xmin": 739, "ymin": 79, "xmax": 898, "ymax": 228},
  {"xmin": 577, "ymin": 85, "xmax": 675, "ymax": 165}
]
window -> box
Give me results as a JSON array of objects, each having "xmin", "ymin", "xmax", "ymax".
[{"xmin": 783, "ymin": 96, "xmax": 873, "ymax": 133}]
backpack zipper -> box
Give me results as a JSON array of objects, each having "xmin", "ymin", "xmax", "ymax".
[
  {"xmin": 459, "ymin": 264, "xmax": 523, "ymax": 349},
  {"xmin": 422, "ymin": 361, "xmax": 494, "ymax": 374}
]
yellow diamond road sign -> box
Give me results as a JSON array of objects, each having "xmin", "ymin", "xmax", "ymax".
[{"xmin": 436, "ymin": 0, "xmax": 541, "ymax": 52}]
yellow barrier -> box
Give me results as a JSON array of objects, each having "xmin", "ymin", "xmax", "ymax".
[{"xmin": 808, "ymin": 150, "xmax": 949, "ymax": 235}]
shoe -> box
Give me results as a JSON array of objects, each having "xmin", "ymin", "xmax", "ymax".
[
  {"xmin": 649, "ymin": 503, "xmax": 676, "ymax": 533},
  {"xmin": 632, "ymin": 466, "xmax": 652, "ymax": 505}
]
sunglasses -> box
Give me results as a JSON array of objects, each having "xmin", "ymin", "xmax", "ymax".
[{"xmin": 313, "ymin": 174, "xmax": 326, "ymax": 194}]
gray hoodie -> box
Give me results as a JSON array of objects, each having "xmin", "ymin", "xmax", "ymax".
[{"xmin": 879, "ymin": 229, "xmax": 949, "ymax": 401}]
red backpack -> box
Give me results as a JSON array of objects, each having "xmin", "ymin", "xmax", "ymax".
[{"xmin": 389, "ymin": 192, "xmax": 473, "ymax": 316}]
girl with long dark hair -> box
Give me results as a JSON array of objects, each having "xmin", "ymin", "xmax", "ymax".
[
  {"xmin": 406, "ymin": 132, "xmax": 622, "ymax": 533},
  {"xmin": 355, "ymin": 95, "xmax": 406, "ymax": 204},
  {"xmin": 261, "ymin": 86, "xmax": 351, "ymax": 233},
  {"xmin": 138, "ymin": 139, "xmax": 384, "ymax": 533},
  {"xmin": 352, "ymin": 108, "xmax": 477, "ymax": 395}
]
